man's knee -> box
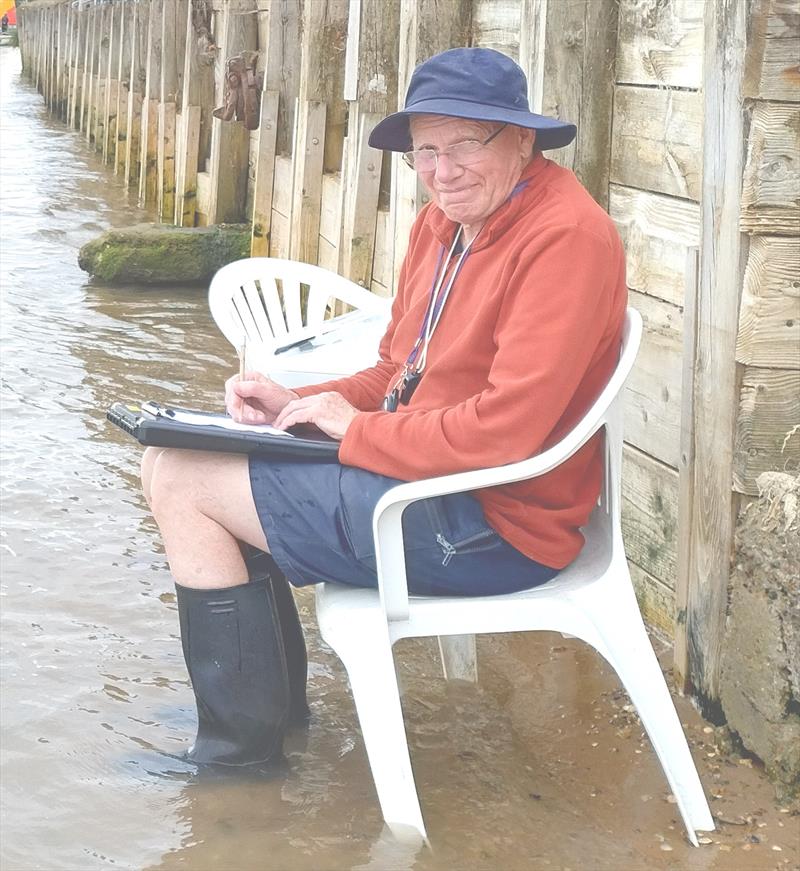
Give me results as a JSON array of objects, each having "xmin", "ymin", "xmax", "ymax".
[{"xmin": 145, "ymin": 448, "xmax": 195, "ymax": 518}]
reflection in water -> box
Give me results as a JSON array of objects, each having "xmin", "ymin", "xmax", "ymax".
[{"xmin": 1, "ymin": 45, "xmax": 794, "ymax": 871}]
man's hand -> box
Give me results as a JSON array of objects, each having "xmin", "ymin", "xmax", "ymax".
[
  {"xmin": 273, "ymin": 392, "xmax": 358, "ymax": 441},
  {"xmin": 225, "ymin": 371, "xmax": 299, "ymax": 425}
]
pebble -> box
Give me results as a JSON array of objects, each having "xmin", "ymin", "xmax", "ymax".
[
  {"xmin": 772, "ymin": 846, "xmax": 783, "ymax": 851},
  {"xmin": 659, "ymin": 844, "xmax": 673, "ymax": 852},
  {"xmin": 703, "ymin": 726, "xmax": 714, "ymax": 734},
  {"xmin": 666, "ymin": 794, "xmax": 677, "ymax": 804},
  {"xmin": 697, "ymin": 837, "xmax": 713, "ymax": 845}
]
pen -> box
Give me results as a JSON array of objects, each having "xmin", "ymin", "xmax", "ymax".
[{"xmin": 239, "ymin": 337, "xmax": 247, "ymax": 380}]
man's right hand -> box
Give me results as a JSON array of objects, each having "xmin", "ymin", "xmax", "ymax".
[{"xmin": 224, "ymin": 371, "xmax": 299, "ymax": 425}]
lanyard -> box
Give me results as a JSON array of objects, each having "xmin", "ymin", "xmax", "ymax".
[{"xmin": 404, "ymin": 226, "xmax": 473, "ymax": 376}]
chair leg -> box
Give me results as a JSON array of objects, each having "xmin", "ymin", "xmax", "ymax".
[
  {"xmin": 596, "ymin": 594, "xmax": 714, "ymax": 845},
  {"xmin": 323, "ymin": 619, "xmax": 427, "ymax": 840},
  {"xmin": 437, "ymin": 634, "xmax": 478, "ymax": 682}
]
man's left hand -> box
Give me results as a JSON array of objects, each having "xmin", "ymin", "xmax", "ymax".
[{"xmin": 272, "ymin": 392, "xmax": 358, "ymax": 441}]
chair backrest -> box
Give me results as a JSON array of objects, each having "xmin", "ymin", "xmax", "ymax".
[{"xmin": 208, "ymin": 257, "xmax": 390, "ymax": 352}]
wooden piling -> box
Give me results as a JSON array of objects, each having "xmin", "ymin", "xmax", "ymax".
[{"xmin": 207, "ymin": 0, "xmax": 257, "ymax": 224}]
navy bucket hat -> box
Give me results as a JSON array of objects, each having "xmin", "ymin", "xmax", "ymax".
[{"xmin": 369, "ymin": 47, "xmax": 577, "ymax": 153}]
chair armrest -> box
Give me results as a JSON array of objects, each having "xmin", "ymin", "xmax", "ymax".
[{"xmin": 372, "ymin": 411, "xmax": 608, "ymax": 621}]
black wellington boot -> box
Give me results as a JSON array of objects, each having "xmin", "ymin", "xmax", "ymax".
[
  {"xmin": 245, "ymin": 550, "xmax": 311, "ymax": 725},
  {"xmin": 175, "ymin": 577, "xmax": 290, "ymax": 766}
]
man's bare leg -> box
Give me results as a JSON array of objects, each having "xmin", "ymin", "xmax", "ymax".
[
  {"xmin": 143, "ymin": 447, "xmax": 268, "ymax": 589},
  {"xmin": 141, "ymin": 447, "xmax": 290, "ymax": 765}
]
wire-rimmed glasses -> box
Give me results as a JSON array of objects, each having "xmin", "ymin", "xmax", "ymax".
[{"xmin": 402, "ymin": 124, "xmax": 507, "ymax": 172}]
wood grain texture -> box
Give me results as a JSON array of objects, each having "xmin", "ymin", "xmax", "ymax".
[
  {"xmin": 740, "ymin": 101, "xmax": 800, "ymax": 236},
  {"xmin": 537, "ymin": 0, "xmax": 619, "ymax": 207},
  {"xmin": 733, "ymin": 368, "xmax": 800, "ymax": 494},
  {"xmin": 610, "ymin": 184, "xmax": 700, "ymax": 308},
  {"xmin": 472, "ymin": 0, "xmax": 520, "ymax": 56},
  {"xmin": 250, "ymin": 90, "xmax": 280, "ymax": 255},
  {"xmin": 744, "ymin": 0, "xmax": 800, "ymax": 101},
  {"xmin": 611, "ymin": 85, "xmax": 702, "ymax": 201},
  {"xmin": 615, "ymin": 0, "xmax": 703, "ymax": 88},
  {"xmin": 736, "ymin": 235, "xmax": 800, "ymax": 368},
  {"xmin": 687, "ymin": 0, "xmax": 748, "ymax": 703},
  {"xmin": 624, "ymin": 290, "xmax": 683, "ymax": 470},
  {"xmin": 629, "ymin": 561, "xmax": 676, "ymax": 642},
  {"xmin": 622, "ymin": 444, "xmax": 679, "ymax": 592}
]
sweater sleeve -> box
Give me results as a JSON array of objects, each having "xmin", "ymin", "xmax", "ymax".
[{"xmin": 337, "ymin": 224, "xmax": 622, "ymax": 480}]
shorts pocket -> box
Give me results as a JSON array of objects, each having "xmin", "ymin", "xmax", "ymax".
[{"xmin": 423, "ymin": 496, "xmax": 501, "ymax": 566}]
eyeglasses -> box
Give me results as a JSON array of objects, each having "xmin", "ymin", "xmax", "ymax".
[{"xmin": 402, "ymin": 124, "xmax": 508, "ymax": 172}]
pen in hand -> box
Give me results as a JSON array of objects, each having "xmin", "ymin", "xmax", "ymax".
[{"xmin": 238, "ymin": 337, "xmax": 247, "ymax": 381}]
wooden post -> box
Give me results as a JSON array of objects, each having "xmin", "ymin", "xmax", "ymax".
[
  {"xmin": 250, "ymin": 89, "xmax": 280, "ymax": 255},
  {"xmin": 389, "ymin": 0, "xmax": 472, "ymax": 286},
  {"xmin": 520, "ymin": 0, "xmax": 619, "ymax": 208},
  {"xmin": 85, "ymin": 3, "xmax": 99, "ymax": 143},
  {"xmin": 175, "ymin": 0, "xmax": 215, "ymax": 227},
  {"xmin": 79, "ymin": 4, "xmax": 92, "ymax": 134},
  {"xmin": 338, "ymin": 0, "xmax": 399, "ymax": 288},
  {"xmin": 125, "ymin": 1, "xmax": 146, "ymax": 191},
  {"xmin": 68, "ymin": 6, "xmax": 84, "ymax": 129},
  {"xmin": 115, "ymin": 3, "xmax": 131, "ymax": 176},
  {"xmin": 207, "ymin": 0, "xmax": 258, "ymax": 224},
  {"xmin": 102, "ymin": 2, "xmax": 117, "ymax": 163},
  {"xmin": 674, "ymin": 248, "xmax": 700, "ymax": 690},
  {"xmin": 139, "ymin": 0, "xmax": 161, "ymax": 208},
  {"xmin": 682, "ymin": 0, "xmax": 748, "ymax": 704},
  {"xmin": 158, "ymin": 0, "xmax": 179, "ymax": 222},
  {"xmin": 287, "ymin": 0, "xmax": 348, "ymax": 264}
]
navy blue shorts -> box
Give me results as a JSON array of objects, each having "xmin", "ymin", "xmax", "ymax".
[{"xmin": 248, "ymin": 458, "xmax": 558, "ymax": 597}]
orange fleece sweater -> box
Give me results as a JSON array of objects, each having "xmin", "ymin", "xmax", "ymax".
[{"xmin": 296, "ymin": 153, "xmax": 628, "ymax": 569}]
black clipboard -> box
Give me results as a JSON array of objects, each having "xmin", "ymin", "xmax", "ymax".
[{"xmin": 107, "ymin": 401, "xmax": 340, "ymax": 461}]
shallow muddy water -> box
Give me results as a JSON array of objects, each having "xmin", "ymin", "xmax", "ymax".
[{"xmin": 1, "ymin": 46, "xmax": 797, "ymax": 871}]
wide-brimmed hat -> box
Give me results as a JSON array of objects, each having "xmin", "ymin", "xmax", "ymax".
[{"xmin": 369, "ymin": 47, "xmax": 576, "ymax": 153}]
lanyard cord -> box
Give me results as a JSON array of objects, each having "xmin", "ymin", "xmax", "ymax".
[{"xmin": 405, "ymin": 226, "xmax": 473, "ymax": 375}]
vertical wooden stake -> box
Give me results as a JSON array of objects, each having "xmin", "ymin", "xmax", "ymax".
[
  {"xmin": 250, "ymin": 90, "xmax": 280, "ymax": 255},
  {"xmin": 674, "ymin": 247, "xmax": 700, "ymax": 691},
  {"xmin": 685, "ymin": 0, "xmax": 748, "ymax": 704}
]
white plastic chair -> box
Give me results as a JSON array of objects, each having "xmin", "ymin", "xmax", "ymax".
[
  {"xmin": 314, "ymin": 307, "xmax": 715, "ymax": 845},
  {"xmin": 208, "ymin": 257, "xmax": 391, "ymax": 386}
]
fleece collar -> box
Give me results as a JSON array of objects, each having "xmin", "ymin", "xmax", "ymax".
[{"xmin": 425, "ymin": 151, "xmax": 552, "ymax": 252}]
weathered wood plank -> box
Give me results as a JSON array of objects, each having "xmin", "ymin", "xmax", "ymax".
[
  {"xmin": 674, "ymin": 248, "xmax": 700, "ymax": 688},
  {"xmin": 744, "ymin": 0, "xmax": 800, "ymax": 102},
  {"xmin": 609, "ymin": 184, "xmax": 700, "ymax": 308},
  {"xmin": 611, "ymin": 85, "xmax": 702, "ymax": 201},
  {"xmin": 629, "ymin": 562, "xmax": 676, "ymax": 643},
  {"xmin": 251, "ymin": 90, "xmax": 280, "ymax": 256},
  {"xmin": 536, "ymin": 0, "xmax": 619, "ymax": 208},
  {"xmin": 740, "ymin": 101, "xmax": 800, "ymax": 237},
  {"xmin": 736, "ymin": 235, "xmax": 800, "ymax": 369},
  {"xmin": 472, "ymin": 0, "xmax": 520, "ymax": 57},
  {"xmin": 685, "ymin": 0, "xmax": 748, "ymax": 703},
  {"xmin": 158, "ymin": 0, "xmax": 179, "ymax": 222},
  {"xmin": 734, "ymin": 368, "xmax": 800, "ymax": 494},
  {"xmin": 319, "ymin": 172, "xmax": 342, "ymax": 245},
  {"xmin": 615, "ymin": 0, "xmax": 703, "ymax": 89},
  {"xmin": 289, "ymin": 99, "xmax": 327, "ymax": 263},
  {"xmin": 208, "ymin": 0, "xmax": 257, "ymax": 224},
  {"xmin": 389, "ymin": 0, "xmax": 472, "ymax": 287},
  {"xmin": 621, "ymin": 444, "xmax": 679, "ymax": 592},
  {"xmin": 138, "ymin": 0, "xmax": 160, "ymax": 206},
  {"xmin": 624, "ymin": 290, "xmax": 683, "ymax": 469}
]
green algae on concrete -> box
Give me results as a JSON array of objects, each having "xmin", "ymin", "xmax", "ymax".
[{"xmin": 78, "ymin": 223, "xmax": 250, "ymax": 285}]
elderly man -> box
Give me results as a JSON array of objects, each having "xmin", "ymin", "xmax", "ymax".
[{"xmin": 141, "ymin": 48, "xmax": 627, "ymax": 767}]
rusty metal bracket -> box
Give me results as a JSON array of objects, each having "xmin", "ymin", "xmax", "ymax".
[{"xmin": 212, "ymin": 51, "xmax": 264, "ymax": 130}]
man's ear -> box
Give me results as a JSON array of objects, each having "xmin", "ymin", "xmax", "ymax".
[{"xmin": 519, "ymin": 127, "xmax": 536, "ymax": 155}]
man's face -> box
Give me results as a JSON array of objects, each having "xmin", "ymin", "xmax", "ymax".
[{"xmin": 409, "ymin": 115, "xmax": 534, "ymax": 230}]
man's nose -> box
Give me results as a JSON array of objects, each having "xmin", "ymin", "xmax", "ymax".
[{"xmin": 433, "ymin": 152, "xmax": 462, "ymax": 183}]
